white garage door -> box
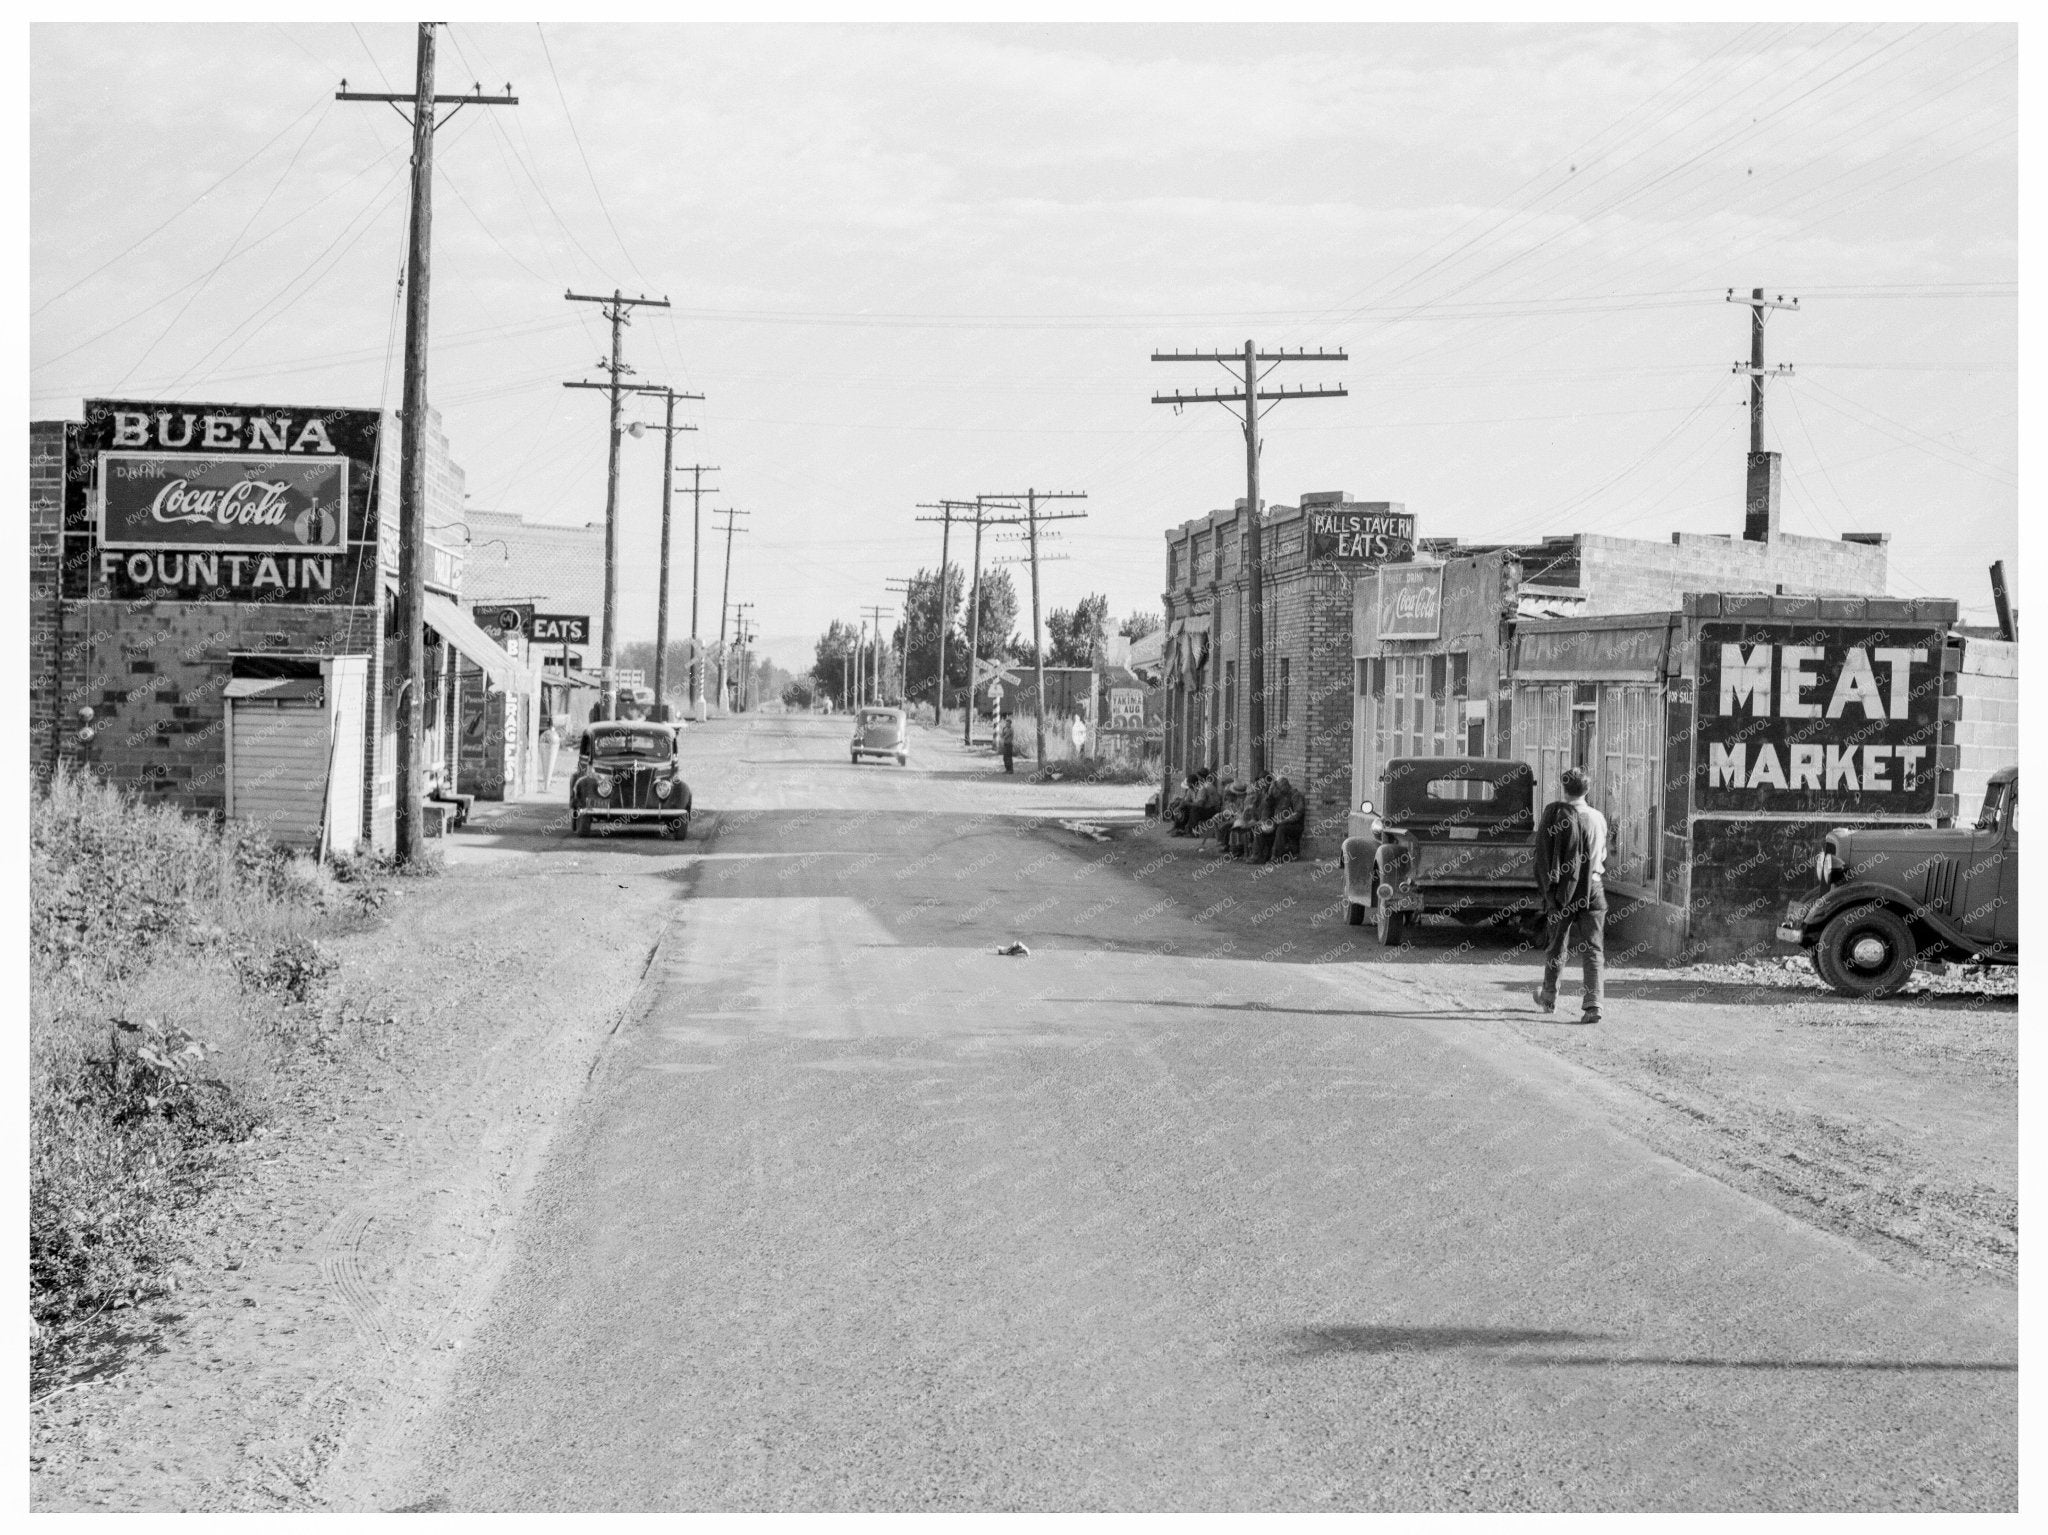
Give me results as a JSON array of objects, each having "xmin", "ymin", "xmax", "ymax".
[{"xmin": 230, "ymin": 692, "xmax": 329, "ymax": 849}]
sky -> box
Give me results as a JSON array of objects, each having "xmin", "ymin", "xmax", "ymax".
[{"xmin": 29, "ymin": 21, "xmax": 2019, "ymax": 674}]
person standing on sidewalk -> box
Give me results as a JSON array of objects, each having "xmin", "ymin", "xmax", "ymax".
[
  {"xmin": 999, "ymin": 713, "xmax": 1016, "ymax": 774},
  {"xmin": 1532, "ymin": 765, "xmax": 1608, "ymax": 1025}
]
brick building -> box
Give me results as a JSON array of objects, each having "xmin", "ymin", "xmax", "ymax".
[
  {"xmin": 1161, "ymin": 492, "xmax": 1408, "ymax": 841},
  {"xmin": 28, "ymin": 399, "xmax": 522, "ymax": 850}
]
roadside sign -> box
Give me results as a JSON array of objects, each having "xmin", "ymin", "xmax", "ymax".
[
  {"xmin": 531, "ymin": 612, "xmax": 590, "ymax": 645},
  {"xmin": 975, "ymin": 657, "xmax": 1021, "ymax": 687},
  {"xmin": 473, "ymin": 602, "xmax": 533, "ymax": 637}
]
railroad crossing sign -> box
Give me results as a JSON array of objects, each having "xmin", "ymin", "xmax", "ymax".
[
  {"xmin": 973, "ymin": 657, "xmax": 1021, "ymax": 688},
  {"xmin": 531, "ymin": 612, "xmax": 590, "ymax": 645}
]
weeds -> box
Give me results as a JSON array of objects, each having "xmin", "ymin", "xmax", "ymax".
[{"xmin": 29, "ymin": 765, "xmax": 396, "ymax": 1389}]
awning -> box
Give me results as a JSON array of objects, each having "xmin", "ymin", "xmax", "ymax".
[
  {"xmin": 422, "ymin": 590, "xmax": 534, "ymax": 696},
  {"xmin": 541, "ymin": 666, "xmax": 606, "ymax": 690}
]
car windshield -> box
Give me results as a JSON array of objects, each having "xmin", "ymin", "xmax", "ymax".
[{"xmin": 589, "ymin": 731, "xmax": 670, "ymax": 760}]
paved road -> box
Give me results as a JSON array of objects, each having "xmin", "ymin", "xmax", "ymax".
[{"xmin": 389, "ymin": 715, "xmax": 2015, "ymax": 1511}]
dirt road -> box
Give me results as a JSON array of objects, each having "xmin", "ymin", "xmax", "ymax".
[{"xmin": 32, "ymin": 713, "xmax": 2016, "ymax": 1511}]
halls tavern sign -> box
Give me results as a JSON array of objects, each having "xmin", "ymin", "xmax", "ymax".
[{"xmin": 69, "ymin": 400, "xmax": 382, "ymax": 606}]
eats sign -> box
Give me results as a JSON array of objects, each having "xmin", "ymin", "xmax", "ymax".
[{"xmin": 1694, "ymin": 622, "xmax": 1943, "ymax": 815}]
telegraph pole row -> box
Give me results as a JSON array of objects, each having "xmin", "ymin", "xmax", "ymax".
[
  {"xmin": 565, "ymin": 287, "xmax": 669, "ymax": 720},
  {"xmin": 912, "ymin": 502, "xmax": 971, "ymax": 723},
  {"xmin": 673, "ymin": 464, "xmax": 719, "ymax": 719},
  {"xmin": 1151, "ymin": 341, "xmax": 1346, "ymax": 779},
  {"xmin": 730, "ymin": 602, "xmax": 754, "ymax": 712},
  {"xmin": 885, "ymin": 578, "xmax": 915, "ymax": 706},
  {"xmin": 712, "ymin": 508, "xmax": 749, "ymax": 715},
  {"xmin": 629, "ymin": 389, "xmax": 702, "ymax": 720},
  {"xmin": 979, "ymin": 490, "xmax": 1086, "ymax": 765},
  {"xmin": 961, "ymin": 496, "xmax": 1021, "ymax": 744},
  {"xmin": 338, "ymin": 26, "xmax": 516, "ymax": 863},
  {"xmin": 861, "ymin": 605, "xmax": 893, "ymax": 706}
]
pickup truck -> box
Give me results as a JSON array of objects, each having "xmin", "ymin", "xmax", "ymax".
[
  {"xmin": 1776, "ymin": 765, "xmax": 2018, "ymax": 997},
  {"xmin": 1341, "ymin": 756, "xmax": 1543, "ymax": 946}
]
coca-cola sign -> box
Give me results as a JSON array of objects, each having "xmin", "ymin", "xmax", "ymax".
[
  {"xmin": 98, "ymin": 450, "xmax": 347, "ymax": 553},
  {"xmin": 1378, "ymin": 563, "xmax": 1443, "ymax": 641}
]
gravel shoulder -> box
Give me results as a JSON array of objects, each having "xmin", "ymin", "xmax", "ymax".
[{"xmin": 30, "ymin": 795, "xmax": 683, "ymax": 1511}]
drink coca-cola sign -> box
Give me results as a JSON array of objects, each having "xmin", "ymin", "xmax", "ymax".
[
  {"xmin": 1378, "ymin": 563, "xmax": 1443, "ymax": 641},
  {"xmin": 98, "ymin": 450, "xmax": 347, "ymax": 553}
]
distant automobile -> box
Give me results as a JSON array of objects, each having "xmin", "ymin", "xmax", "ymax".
[
  {"xmin": 569, "ymin": 721, "xmax": 692, "ymax": 838},
  {"xmin": 851, "ymin": 705, "xmax": 908, "ymax": 766}
]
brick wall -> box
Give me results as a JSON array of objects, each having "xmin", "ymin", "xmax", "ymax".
[{"xmin": 29, "ymin": 422, "xmax": 66, "ymax": 780}]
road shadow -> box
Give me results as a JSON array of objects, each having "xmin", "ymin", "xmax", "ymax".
[
  {"xmin": 1050, "ymin": 996, "xmax": 1540, "ymax": 1023},
  {"xmin": 1283, "ymin": 1325, "xmax": 1615, "ymax": 1357},
  {"xmin": 1484, "ymin": 975, "xmax": 2019, "ymax": 1011},
  {"xmin": 1500, "ymin": 1354, "xmax": 2017, "ymax": 1374},
  {"xmin": 1280, "ymin": 1327, "xmax": 2015, "ymax": 1375}
]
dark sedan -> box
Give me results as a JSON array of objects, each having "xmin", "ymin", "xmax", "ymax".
[{"xmin": 569, "ymin": 722, "xmax": 692, "ymax": 839}]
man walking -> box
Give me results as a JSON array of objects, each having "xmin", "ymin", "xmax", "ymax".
[{"xmin": 1532, "ymin": 765, "xmax": 1608, "ymax": 1025}]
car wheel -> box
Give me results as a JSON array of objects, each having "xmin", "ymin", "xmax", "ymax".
[
  {"xmin": 572, "ymin": 812, "xmax": 592, "ymax": 839},
  {"xmin": 1345, "ymin": 900, "xmax": 1365, "ymax": 927},
  {"xmin": 1375, "ymin": 905, "xmax": 1407, "ymax": 947},
  {"xmin": 1814, "ymin": 905, "xmax": 1916, "ymax": 997}
]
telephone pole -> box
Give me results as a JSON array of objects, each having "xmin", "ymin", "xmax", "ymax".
[
  {"xmin": 730, "ymin": 603, "xmax": 755, "ymax": 712},
  {"xmin": 1152, "ymin": 341, "xmax": 1346, "ymax": 779},
  {"xmin": 712, "ymin": 508, "xmax": 748, "ymax": 714},
  {"xmin": 339, "ymin": 29, "xmax": 515, "ymax": 864},
  {"xmin": 980, "ymin": 490, "xmax": 1087, "ymax": 765},
  {"xmin": 861, "ymin": 605, "xmax": 894, "ymax": 705},
  {"xmin": 912, "ymin": 502, "xmax": 971, "ymax": 722},
  {"xmin": 956, "ymin": 496, "xmax": 1020, "ymax": 744},
  {"xmin": 885, "ymin": 578, "xmax": 916, "ymax": 706},
  {"xmin": 673, "ymin": 464, "xmax": 719, "ymax": 719},
  {"xmin": 1728, "ymin": 288, "xmax": 1798, "ymax": 543},
  {"xmin": 565, "ymin": 288, "xmax": 669, "ymax": 719},
  {"xmin": 631, "ymin": 388, "xmax": 702, "ymax": 720}
]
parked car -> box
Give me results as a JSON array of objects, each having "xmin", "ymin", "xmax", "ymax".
[
  {"xmin": 569, "ymin": 721, "xmax": 692, "ymax": 839},
  {"xmin": 1777, "ymin": 766, "xmax": 2017, "ymax": 997},
  {"xmin": 851, "ymin": 705, "xmax": 908, "ymax": 766},
  {"xmin": 1341, "ymin": 757, "xmax": 1541, "ymax": 945}
]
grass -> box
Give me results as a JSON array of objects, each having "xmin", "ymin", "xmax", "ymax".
[{"xmin": 28, "ymin": 766, "xmax": 407, "ymax": 1389}]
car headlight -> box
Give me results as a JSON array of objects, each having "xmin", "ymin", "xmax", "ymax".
[
  {"xmin": 595, "ymin": 774, "xmax": 613, "ymax": 797},
  {"xmin": 655, "ymin": 778, "xmax": 673, "ymax": 799}
]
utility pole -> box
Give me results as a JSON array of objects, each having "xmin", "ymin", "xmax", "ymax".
[
  {"xmin": 565, "ymin": 288, "xmax": 669, "ymax": 719},
  {"xmin": 673, "ymin": 464, "xmax": 719, "ymax": 720},
  {"xmin": 1151, "ymin": 341, "xmax": 1346, "ymax": 779},
  {"xmin": 956, "ymin": 496, "xmax": 1020, "ymax": 745},
  {"xmin": 913, "ymin": 502, "xmax": 974, "ymax": 724},
  {"xmin": 630, "ymin": 389, "xmax": 702, "ymax": 721},
  {"xmin": 712, "ymin": 508, "xmax": 748, "ymax": 715},
  {"xmin": 861, "ymin": 605, "xmax": 894, "ymax": 705},
  {"xmin": 854, "ymin": 619, "xmax": 866, "ymax": 709},
  {"xmin": 339, "ymin": 29, "xmax": 515, "ymax": 865},
  {"xmin": 730, "ymin": 603, "xmax": 754, "ymax": 712},
  {"xmin": 980, "ymin": 490, "xmax": 1087, "ymax": 765},
  {"xmin": 885, "ymin": 578, "xmax": 916, "ymax": 707},
  {"xmin": 1728, "ymin": 288, "xmax": 1797, "ymax": 544}
]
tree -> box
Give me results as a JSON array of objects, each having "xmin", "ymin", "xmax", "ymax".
[
  {"xmin": 894, "ymin": 563, "xmax": 967, "ymax": 706},
  {"xmin": 1119, "ymin": 610, "xmax": 1161, "ymax": 643},
  {"xmin": 1047, "ymin": 592, "xmax": 1110, "ymax": 667},
  {"xmin": 965, "ymin": 568, "xmax": 1019, "ymax": 665},
  {"xmin": 782, "ymin": 675, "xmax": 816, "ymax": 709}
]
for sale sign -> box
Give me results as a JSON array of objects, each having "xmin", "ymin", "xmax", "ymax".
[{"xmin": 1694, "ymin": 621, "xmax": 1943, "ymax": 815}]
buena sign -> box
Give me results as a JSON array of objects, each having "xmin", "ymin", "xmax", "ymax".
[
  {"xmin": 76, "ymin": 399, "xmax": 383, "ymax": 606},
  {"xmin": 1694, "ymin": 621, "xmax": 1943, "ymax": 815}
]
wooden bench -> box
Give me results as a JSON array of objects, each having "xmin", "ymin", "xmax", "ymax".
[{"xmin": 420, "ymin": 801, "xmax": 458, "ymax": 838}]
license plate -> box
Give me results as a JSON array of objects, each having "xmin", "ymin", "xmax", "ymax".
[{"xmin": 1782, "ymin": 901, "xmax": 1808, "ymax": 922}]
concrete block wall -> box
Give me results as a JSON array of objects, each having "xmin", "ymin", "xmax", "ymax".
[
  {"xmin": 1953, "ymin": 635, "xmax": 2018, "ymax": 822},
  {"xmin": 1579, "ymin": 529, "xmax": 1889, "ymax": 613}
]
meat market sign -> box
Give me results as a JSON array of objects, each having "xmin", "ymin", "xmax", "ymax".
[
  {"xmin": 1695, "ymin": 621, "xmax": 1943, "ymax": 815},
  {"xmin": 72, "ymin": 399, "xmax": 381, "ymax": 605}
]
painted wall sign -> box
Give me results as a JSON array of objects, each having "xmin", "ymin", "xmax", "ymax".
[
  {"xmin": 71, "ymin": 399, "xmax": 383, "ymax": 607},
  {"xmin": 1694, "ymin": 621, "xmax": 1943, "ymax": 815},
  {"xmin": 97, "ymin": 450, "xmax": 348, "ymax": 553},
  {"xmin": 1311, "ymin": 505, "xmax": 1416, "ymax": 565},
  {"xmin": 531, "ymin": 613, "xmax": 590, "ymax": 645},
  {"xmin": 1514, "ymin": 622, "xmax": 1669, "ymax": 681},
  {"xmin": 1378, "ymin": 563, "xmax": 1444, "ymax": 641}
]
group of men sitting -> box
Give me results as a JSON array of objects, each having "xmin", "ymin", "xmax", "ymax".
[{"xmin": 1165, "ymin": 767, "xmax": 1307, "ymax": 863}]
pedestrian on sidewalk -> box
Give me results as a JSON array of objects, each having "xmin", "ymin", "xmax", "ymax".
[
  {"xmin": 1531, "ymin": 765, "xmax": 1608, "ymax": 1025},
  {"xmin": 999, "ymin": 713, "xmax": 1016, "ymax": 774},
  {"xmin": 540, "ymin": 715, "xmax": 562, "ymax": 791}
]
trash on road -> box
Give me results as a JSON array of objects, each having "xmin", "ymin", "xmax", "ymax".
[{"xmin": 994, "ymin": 941, "xmax": 1031, "ymax": 957}]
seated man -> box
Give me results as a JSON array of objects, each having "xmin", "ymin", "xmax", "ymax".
[
  {"xmin": 1247, "ymin": 774, "xmax": 1278, "ymax": 864},
  {"xmin": 1170, "ymin": 768, "xmax": 1207, "ymax": 833},
  {"xmin": 1270, "ymin": 775, "xmax": 1307, "ymax": 861},
  {"xmin": 1214, "ymin": 778, "xmax": 1244, "ymax": 851}
]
